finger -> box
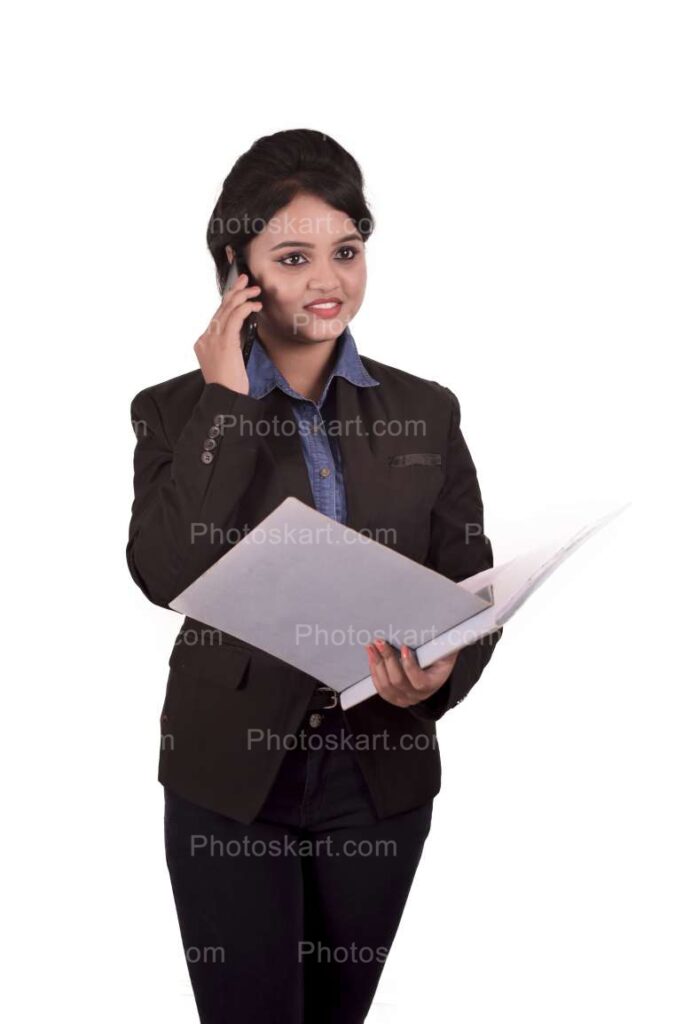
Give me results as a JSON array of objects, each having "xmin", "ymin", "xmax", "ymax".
[
  {"xmin": 398, "ymin": 645, "xmax": 434, "ymax": 698},
  {"xmin": 366, "ymin": 644, "xmax": 388, "ymax": 699},
  {"xmin": 202, "ymin": 295, "xmax": 263, "ymax": 343},
  {"xmin": 370, "ymin": 641, "xmax": 413, "ymax": 705},
  {"xmin": 208, "ymin": 277, "xmax": 262, "ymax": 332},
  {"xmin": 205, "ymin": 274, "xmax": 254, "ymax": 324},
  {"xmin": 223, "ymin": 274, "xmax": 261, "ymax": 306},
  {"xmin": 374, "ymin": 638, "xmax": 414, "ymax": 693},
  {"xmin": 372, "ymin": 638, "xmax": 402, "ymax": 683},
  {"xmin": 212, "ymin": 289, "xmax": 263, "ymax": 334},
  {"xmin": 222, "ymin": 272, "xmax": 255, "ymax": 301},
  {"xmin": 366, "ymin": 644, "xmax": 407, "ymax": 706}
]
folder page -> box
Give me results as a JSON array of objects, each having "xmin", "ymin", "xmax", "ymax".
[
  {"xmin": 169, "ymin": 497, "xmax": 492, "ymax": 694},
  {"xmin": 340, "ymin": 503, "xmax": 629, "ymax": 709}
]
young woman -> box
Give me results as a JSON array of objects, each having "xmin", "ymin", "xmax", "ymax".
[{"xmin": 127, "ymin": 128, "xmax": 503, "ymax": 1023}]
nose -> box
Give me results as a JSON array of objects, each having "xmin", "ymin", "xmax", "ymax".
[{"xmin": 307, "ymin": 271, "xmax": 343, "ymax": 292}]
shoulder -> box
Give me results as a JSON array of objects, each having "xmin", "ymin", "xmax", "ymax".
[
  {"xmin": 131, "ymin": 367, "xmax": 204, "ymax": 413},
  {"xmin": 358, "ymin": 352, "xmax": 460, "ymax": 421},
  {"xmin": 129, "ymin": 368, "xmax": 205, "ymax": 445},
  {"xmin": 129, "ymin": 355, "xmax": 461, "ymax": 434},
  {"xmin": 130, "ymin": 367, "xmax": 205, "ymax": 423}
]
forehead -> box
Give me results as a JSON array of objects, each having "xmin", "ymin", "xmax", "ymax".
[{"xmin": 256, "ymin": 193, "xmax": 357, "ymax": 247}]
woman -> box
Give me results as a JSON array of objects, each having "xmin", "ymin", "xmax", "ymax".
[{"xmin": 127, "ymin": 128, "xmax": 503, "ymax": 1023}]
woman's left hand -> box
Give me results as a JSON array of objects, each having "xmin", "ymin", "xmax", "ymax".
[{"xmin": 366, "ymin": 638, "xmax": 460, "ymax": 708}]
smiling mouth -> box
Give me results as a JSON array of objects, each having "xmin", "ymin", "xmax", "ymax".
[{"xmin": 304, "ymin": 300, "xmax": 343, "ymax": 318}]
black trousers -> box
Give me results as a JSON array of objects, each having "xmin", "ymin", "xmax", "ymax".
[{"xmin": 163, "ymin": 692, "xmax": 434, "ymax": 1023}]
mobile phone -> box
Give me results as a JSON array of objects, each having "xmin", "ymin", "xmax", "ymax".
[{"xmin": 223, "ymin": 252, "xmax": 259, "ymax": 353}]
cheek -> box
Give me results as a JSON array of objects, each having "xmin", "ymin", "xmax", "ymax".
[
  {"xmin": 345, "ymin": 263, "xmax": 367, "ymax": 298},
  {"xmin": 353, "ymin": 276, "xmax": 367, "ymax": 303},
  {"xmin": 258, "ymin": 278, "xmax": 298, "ymax": 309}
]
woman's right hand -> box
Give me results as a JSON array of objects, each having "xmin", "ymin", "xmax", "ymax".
[{"xmin": 194, "ymin": 273, "xmax": 262, "ymax": 395}]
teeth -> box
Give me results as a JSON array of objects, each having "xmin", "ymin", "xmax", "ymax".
[{"xmin": 308, "ymin": 302, "xmax": 339, "ymax": 309}]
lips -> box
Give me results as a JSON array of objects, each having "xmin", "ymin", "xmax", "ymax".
[{"xmin": 304, "ymin": 299, "xmax": 343, "ymax": 320}]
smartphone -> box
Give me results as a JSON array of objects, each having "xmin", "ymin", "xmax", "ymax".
[{"xmin": 223, "ymin": 252, "xmax": 259, "ymax": 354}]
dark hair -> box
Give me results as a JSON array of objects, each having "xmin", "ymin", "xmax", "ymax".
[{"xmin": 206, "ymin": 129, "xmax": 375, "ymax": 294}]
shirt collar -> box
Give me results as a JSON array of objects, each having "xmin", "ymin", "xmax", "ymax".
[{"xmin": 245, "ymin": 325, "xmax": 380, "ymax": 405}]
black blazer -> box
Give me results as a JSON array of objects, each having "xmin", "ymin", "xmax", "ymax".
[{"xmin": 126, "ymin": 353, "xmax": 503, "ymax": 823}]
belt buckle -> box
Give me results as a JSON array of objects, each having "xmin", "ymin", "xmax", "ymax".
[{"xmin": 317, "ymin": 685, "xmax": 339, "ymax": 710}]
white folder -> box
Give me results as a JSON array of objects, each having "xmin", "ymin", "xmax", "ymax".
[{"xmin": 169, "ymin": 497, "xmax": 628, "ymax": 710}]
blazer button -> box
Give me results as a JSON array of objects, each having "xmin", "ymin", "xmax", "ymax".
[
  {"xmin": 208, "ymin": 425, "xmax": 221, "ymax": 439},
  {"xmin": 203, "ymin": 438, "xmax": 217, "ymax": 451},
  {"xmin": 201, "ymin": 451, "xmax": 214, "ymax": 464},
  {"xmin": 309, "ymin": 712, "xmax": 323, "ymax": 728}
]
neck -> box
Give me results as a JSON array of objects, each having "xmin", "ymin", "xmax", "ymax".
[{"xmin": 254, "ymin": 326, "xmax": 342, "ymax": 403}]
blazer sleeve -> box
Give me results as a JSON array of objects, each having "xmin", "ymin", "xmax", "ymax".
[
  {"xmin": 126, "ymin": 382, "xmax": 267, "ymax": 608},
  {"xmin": 408, "ymin": 387, "xmax": 503, "ymax": 722}
]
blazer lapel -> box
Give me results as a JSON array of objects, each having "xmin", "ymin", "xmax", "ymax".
[
  {"xmin": 256, "ymin": 375, "xmax": 390, "ymax": 537},
  {"xmin": 333, "ymin": 375, "xmax": 390, "ymax": 534},
  {"xmin": 260, "ymin": 387, "xmax": 316, "ymax": 509}
]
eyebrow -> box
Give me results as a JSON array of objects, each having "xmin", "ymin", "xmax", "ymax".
[{"xmin": 269, "ymin": 232, "xmax": 363, "ymax": 252}]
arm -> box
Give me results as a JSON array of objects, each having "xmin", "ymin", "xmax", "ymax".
[
  {"xmin": 126, "ymin": 382, "xmax": 266, "ymax": 608},
  {"xmin": 408, "ymin": 388, "xmax": 503, "ymax": 722}
]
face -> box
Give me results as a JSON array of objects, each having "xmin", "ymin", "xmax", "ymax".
[{"xmin": 228, "ymin": 192, "xmax": 367, "ymax": 345}]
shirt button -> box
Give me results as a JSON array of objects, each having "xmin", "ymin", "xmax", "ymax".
[
  {"xmin": 201, "ymin": 451, "xmax": 214, "ymax": 464},
  {"xmin": 309, "ymin": 713, "xmax": 323, "ymax": 728},
  {"xmin": 319, "ymin": 466, "xmax": 331, "ymax": 478}
]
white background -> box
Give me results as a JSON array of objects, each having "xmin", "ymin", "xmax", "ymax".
[{"xmin": 2, "ymin": 2, "xmax": 680, "ymax": 1021}]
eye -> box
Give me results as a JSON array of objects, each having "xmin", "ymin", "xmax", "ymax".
[
  {"xmin": 277, "ymin": 245, "xmax": 362, "ymax": 268},
  {"xmin": 335, "ymin": 246, "xmax": 360, "ymax": 260},
  {"xmin": 278, "ymin": 252, "xmax": 309, "ymax": 267}
]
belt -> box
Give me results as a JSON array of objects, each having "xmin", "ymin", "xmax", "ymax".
[{"xmin": 307, "ymin": 684, "xmax": 340, "ymax": 711}]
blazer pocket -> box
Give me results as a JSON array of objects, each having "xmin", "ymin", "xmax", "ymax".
[
  {"xmin": 388, "ymin": 452, "xmax": 442, "ymax": 468},
  {"xmin": 168, "ymin": 640, "xmax": 251, "ymax": 691}
]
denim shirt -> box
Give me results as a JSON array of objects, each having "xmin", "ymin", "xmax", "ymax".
[{"xmin": 245, "ymin": 326, "xmax": 380, "ymax": 525}]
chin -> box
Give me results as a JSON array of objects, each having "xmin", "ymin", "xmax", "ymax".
[
  {"xmin": 290, "ymin": 324, "xmax": 344, "ymax": 344},
  {"xmin": 304, "ymin": 315, "xmax": 352, "ymax": 338}
]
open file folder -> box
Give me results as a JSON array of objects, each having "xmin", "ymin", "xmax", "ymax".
[{"xmin": 169, "ymin": 498, "xmax": 628, "ymax": 710}]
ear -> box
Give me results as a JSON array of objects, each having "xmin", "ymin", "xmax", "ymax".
[{"xmin": 225, "ymin": 244, "xmax": 236, "ymax": 264}]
